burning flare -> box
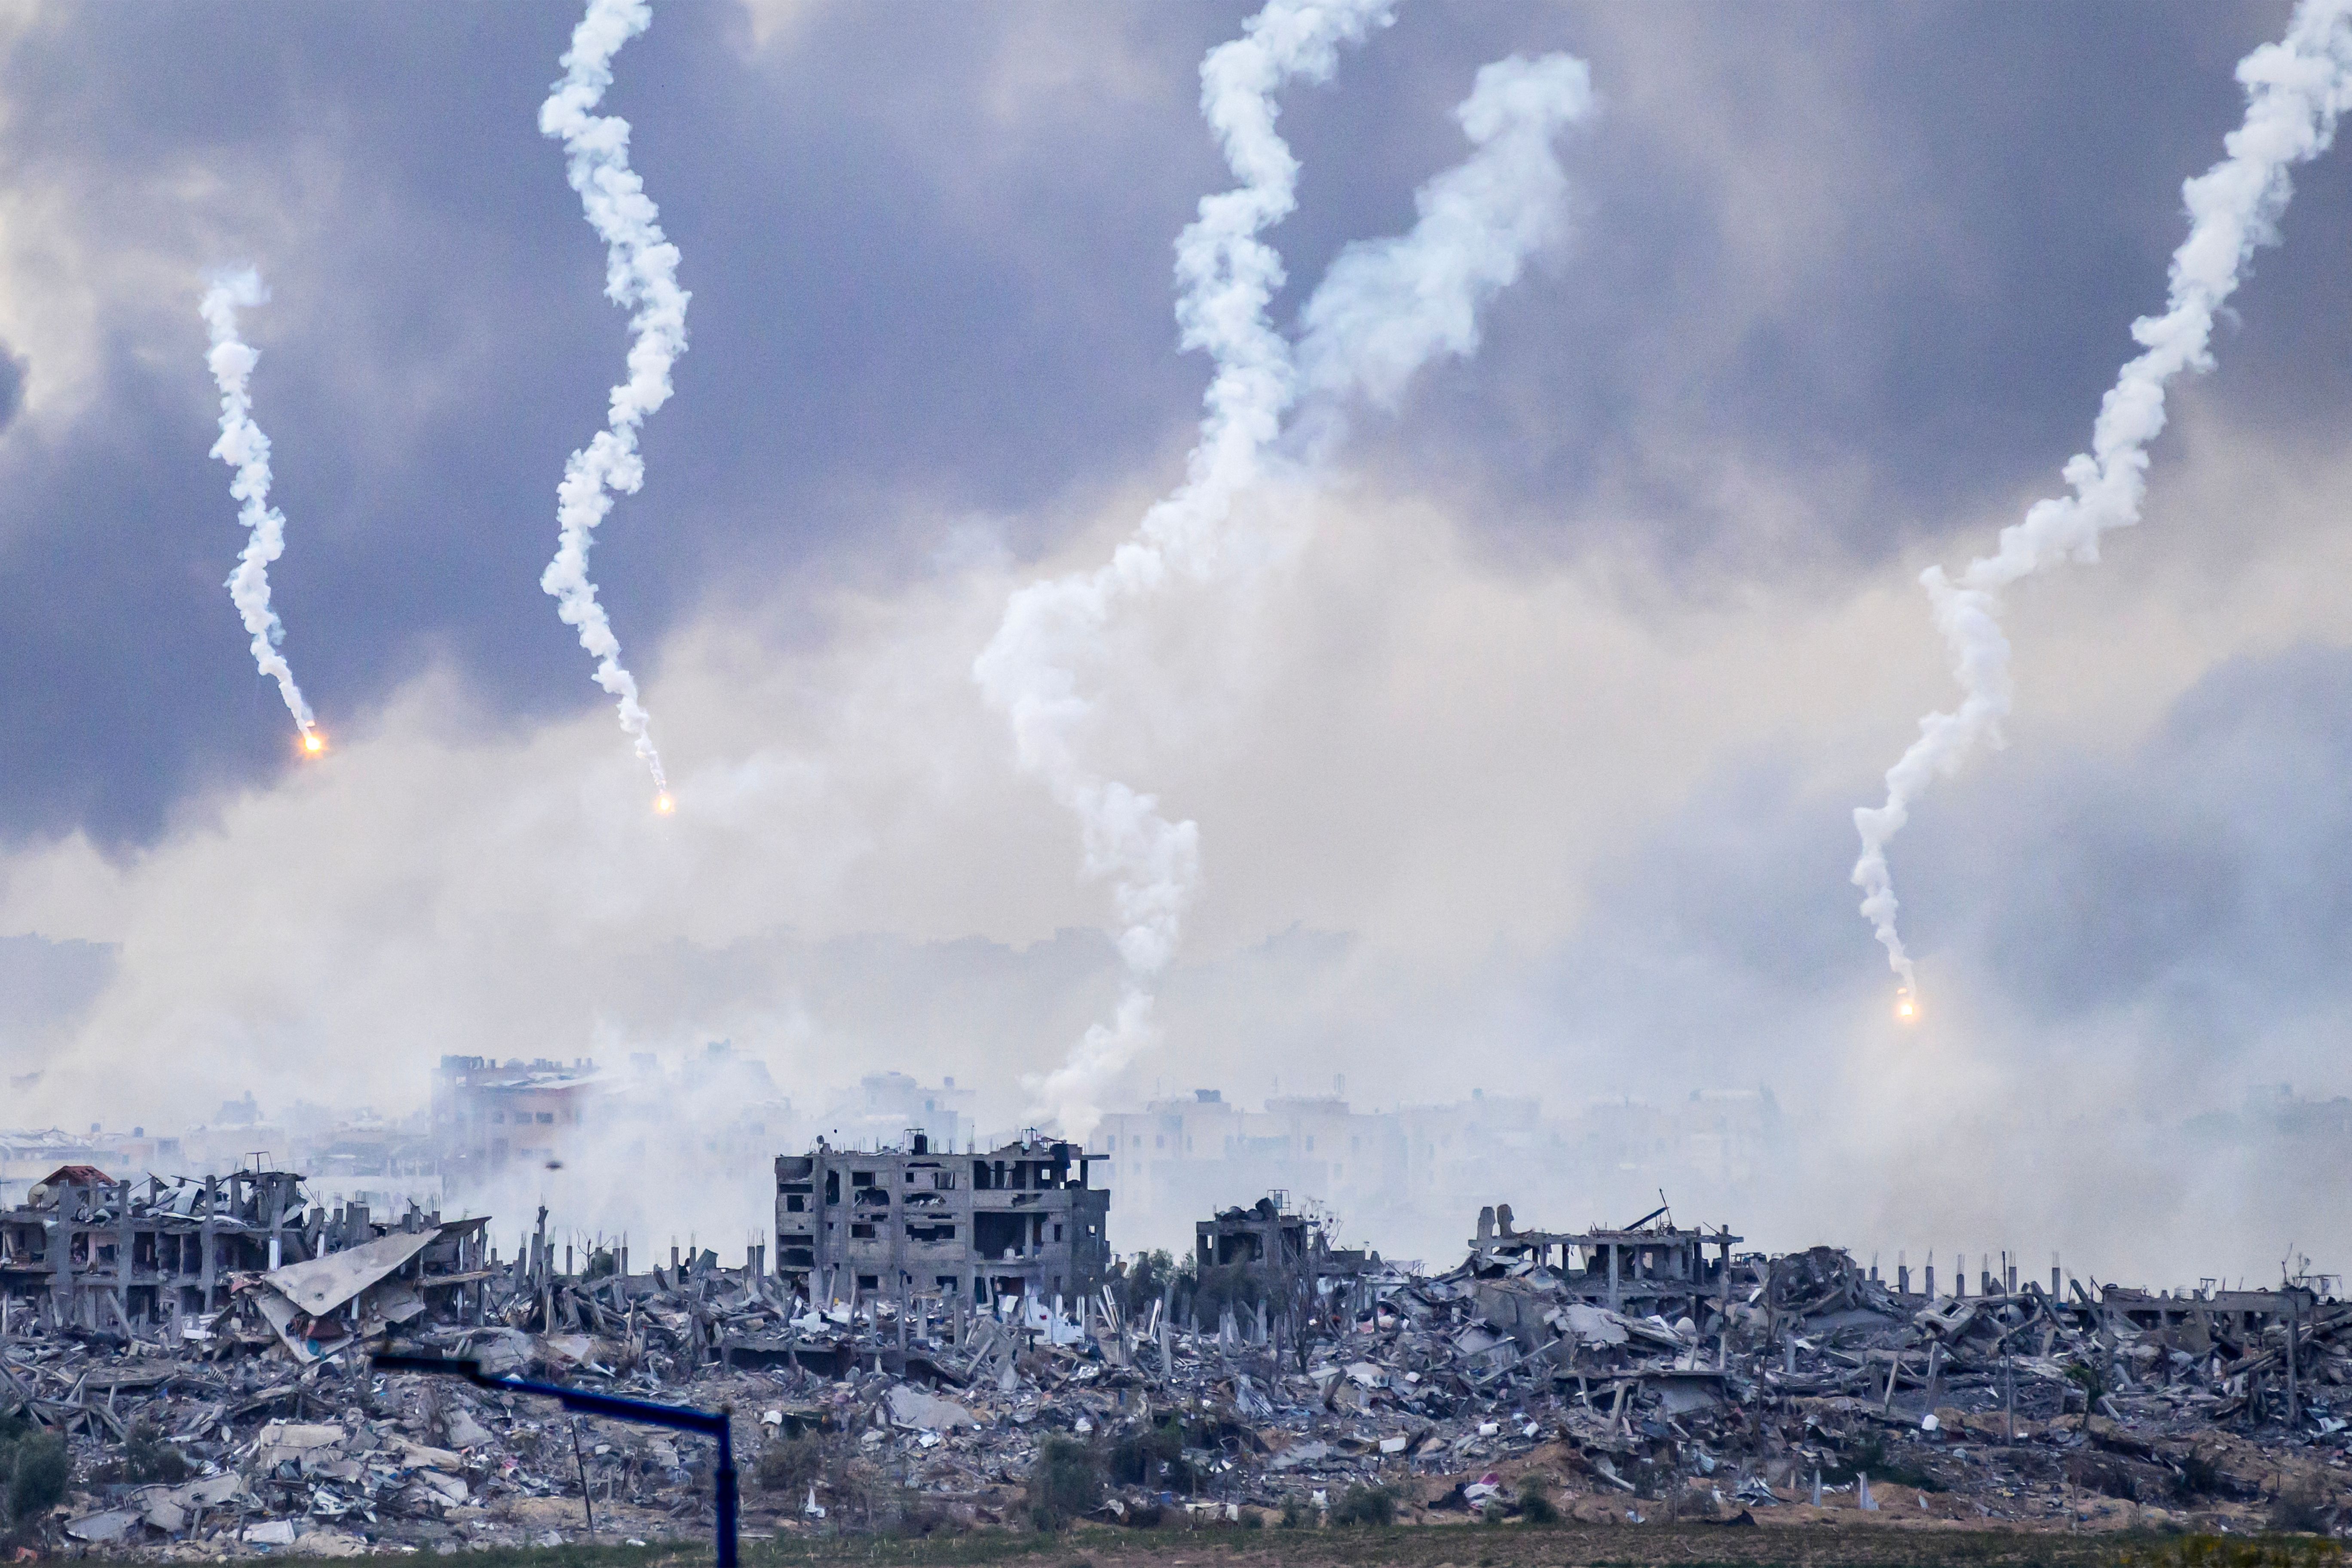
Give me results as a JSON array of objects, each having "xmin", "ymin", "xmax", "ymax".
[
  {"xmin": 1895, "ymin": 991, "xmax": 1918, "ymax": 1023},
  {"xmin": 200, "ymin": 269, "xmax": 320, "ymax": 753},
  {"xmin": 301, "ymin": 731, "xmax": 326, "ymax": 756},
  {"xmin": 539, "ymin": 0, "xmax": 686, "ymax": 796},
  {"xmin": 653, "ymin": 792, "xmax": 674, "ymax": 815},
  {"xmin": 1850, "ymin": 0, "xmax": 2352, "ymax": 998}
]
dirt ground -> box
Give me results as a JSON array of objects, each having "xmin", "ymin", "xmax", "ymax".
[
  {"xmin": 69, "ymin": 1521, "xmax": 2349, "ymax": 1568},
  {"xmin": 737, "ymin": 1522, "xmax": 2337, "ymax": 1568}
]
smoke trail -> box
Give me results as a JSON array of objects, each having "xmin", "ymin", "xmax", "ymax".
[
  {"xmin": 1852, "ymin": 0, "xmax": 2352, "ymax": 1001},
  {"xmin": 1296, "ymin": 52, "xmax": 1592, "ymax": 418},
  {"xmin": 539, "ymin": 0, "xmax": 689, "ymax": 802},
  {"xmin": 201, "ymin": 270, "xmax": 318, "ymax": 750},
  {"xmin": 977, "ymin": 8, "xmax": 1594, "ymax": 1137},
  {"xmin": 976, "ymin": 0, "xmax": 1396, "ymax": 1136}
]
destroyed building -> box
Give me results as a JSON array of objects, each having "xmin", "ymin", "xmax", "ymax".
[
  {"xmin": 0, "ymin": 1165, "xmax": 487, "ymax": 1345},
  {"xmin": 1469, "ymin": 1200, "xmax": 1741, "ymax": 1332},
  {"xmin": 775, "ymin": 1133, "xmax": 1109, "ymax": 1308},
  {"xmin": 13, "ymin": 1161, "xmax": 2352, "ymax": 1556},
  {"xmin": 1194, "ymin": 1194, "xmax": 1367, "ymax": 1297}
]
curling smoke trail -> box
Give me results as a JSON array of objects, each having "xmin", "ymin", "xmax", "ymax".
[
  {"xmin": 1852, "ymin": 0, "xmax": 2352, "ymax": 1002},
  {"xmin": 976, "ymin": 0, "xmax": 1396, "ymax": 1136},
  {"xmin": 539, "ymin": 0, "xmax": 688, "ymax": 799},
  {"xmin": 201, "ymin": 270, "xmax": 318, "ymax": 749},
  {"xmin": 975, "ymin": 4, "xmax": 1593, "ymax": 1136},
  {"xmin": 1296, "ymin": 52, "xmax": 1591, "ymax": 426}
]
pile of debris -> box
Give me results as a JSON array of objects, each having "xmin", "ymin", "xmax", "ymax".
[{"xmin": 8, "ymin": 1183, "xmax": 2352, "ymax": 1555}]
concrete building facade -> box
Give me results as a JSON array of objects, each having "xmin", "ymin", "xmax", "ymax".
[{"xmin": 775, "ymin": 1133, "xmax": 1109, "ymax": 1308}]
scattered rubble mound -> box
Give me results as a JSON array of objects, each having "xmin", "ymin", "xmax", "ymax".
[{"xmin": 5, "ymin": 1203, "xmax": 2352, "ymax": 1557}]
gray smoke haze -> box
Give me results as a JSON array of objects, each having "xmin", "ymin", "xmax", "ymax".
[{"xmin": 0, "ymin": 4, "xmax": 2348, "ymax": 1294}]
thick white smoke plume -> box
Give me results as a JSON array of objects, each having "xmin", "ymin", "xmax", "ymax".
[
  {"xmin": 539, "ymin": 0, "xmax": 689, "ymax": 801},
  {"xmin": 975, "ymin": 0, "xmax": 1594, "ymax": 1138},
  {"xmin": 200, "ymin": 270, "xmax": 318, "ymax": 749},
  {"xmin": 1296, "ymin": 53, "xmax": 1590, "ymax": 415},
  {"xmin": 1852, "ymin": 0, "xmax": 2352, "ymax": 1002}
]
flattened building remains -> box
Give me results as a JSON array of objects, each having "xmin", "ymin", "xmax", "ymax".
[
  {"xmin": 775, "ymin": 1132, "xmax": 1109, "ymax": 1310},
  {"xmin": 11, "ymin": 1129, "xmax": 2352, "ymax": 1555},
  {"xmin": 0, "ymin": 1163, "xmax": 487, "ymax": 1350}
]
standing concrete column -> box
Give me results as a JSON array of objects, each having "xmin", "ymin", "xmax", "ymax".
[
  {"xmin": 116, "ymin": 1180, "xmax": 134, "ymax": 1333},
  {"xmin": 49, "ymin": 1185, "xmax": 74, "ymax": 1328},
  {"xmin": 199, "ymin": 1176, "xmax": 219, "ymax": 1313}
]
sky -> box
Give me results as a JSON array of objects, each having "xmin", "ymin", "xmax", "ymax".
[{"xmin": 0, "ymin": 0, "xmax": 2349, "ymax": 1280}]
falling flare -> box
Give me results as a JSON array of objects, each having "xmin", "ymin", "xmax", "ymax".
[
  {"xmin": 200, "ymin": 269, "xmax": 319, "ymax": 752},
  {"xmin": 302, "ymin": 731, "xmax": 326, "ymax": 756},
  {"xmin": 653, "ymin": 793, "xmax": 674, "ymax": 815},
  {"xmin": 1850, "ymin": 0, "xmax": 2352, "ymax": 992},
  {"xmin": 1896, "ymin": 991, "xmax": 1918, "ymax": 1023},
  {"xmin": 539, "ymin": 0, "xmax": 686, "ymax": 795}
]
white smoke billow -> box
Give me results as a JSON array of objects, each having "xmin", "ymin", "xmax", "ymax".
[
  {"xmin": 1851, "ymin": 0, "xmax": 2352, "ymax": 1003},
  {"xmin": 976, "ymin": 0, "xmax": 1594, "ymax": 1137},
  {"xmin": 201, "ymin": 270, "xmax": 319, "ymax": 750},
  {"xmin": 539, "ymin": 0, "xmax": 689, "ymax": 802},
  {"xmin": 1296, "ymin": 52, "xmax": 1590, "ymax": 415}
]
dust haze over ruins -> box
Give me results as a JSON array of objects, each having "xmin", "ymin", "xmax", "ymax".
[{"xmin": 3, "ymin": 0, "xmax": 2352, "ymax": 1329}]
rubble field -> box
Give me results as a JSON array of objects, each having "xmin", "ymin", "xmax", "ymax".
[{"xmin": 10, "ymin": 1188, "xmax": 2352, "ymax": 1561}]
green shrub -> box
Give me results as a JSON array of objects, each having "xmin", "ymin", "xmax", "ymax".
[
  {"xmin": 1107, "ymin": 1418, "xmax": 1191, "ymax": 1489},
  {"xmin": 1828, "ymin": 1433, "xmax": 1943, "ymax": 1491},
  {"xmin": 1329, "ymin": 1484, "xmax": 1396, "ymax": 1527},
  {"xmin": 755, "ymin": 1433, "xmax": 826, "ymax": 1498},
  {"xmin": 1518, "ymin": 1474, "xmax": 1559, "ymax": 1525},
  {"xmin": 1026, "ymin": 1437, "xmax": 1102, "ymax": 1533},
  {"xmin": 1279, "ymin": 1497, "xmax": 1310, "ymax": 1529},
  {"xmin": 2174, "ymin": 1450, "xmax": 2223, "ymax": 1499},
  {"xmin": 2269, "ymin": 1476, "xmax": 2333, "ymax": 1535},
  {"xmin": 91, "ymin": 1421, "xmax": 188, "ymax": 1486},
  {"xmin": 4, "ymin": 1427, "xmax": 69, "ymax": 1526}
]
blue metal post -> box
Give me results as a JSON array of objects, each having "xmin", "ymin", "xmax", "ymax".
[{"xmin": 374, "ymin": 1353, "xmax": 736, "ymax": 1568}]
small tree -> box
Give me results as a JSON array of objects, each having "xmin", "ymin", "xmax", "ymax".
[
  {"xmin": 1107, "ymin": 1419, "xmax": 1191, "ymax": 1489},
  {"xmin": 1329, "ymin": 1484, "xmax": 1396, "ymax": 1527},
  {"xmin": 2, "ymin": 1421, "xmax": 69, "ymax": 1536},
  {"xmin": 1026, "ymin": 1437, "xmax": 1103, "ymax": 1532},
  {"xmin": 755, "ymin": 1433, "xmax": 827, "ymax": 1499}
]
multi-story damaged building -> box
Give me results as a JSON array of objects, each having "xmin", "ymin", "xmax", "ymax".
[
  {"xmin": 1467, "ymin": 1201, "xmax": 1742, "ymax": 1337},
  {"xmin": 1194, "ymin": 1194, "xmax": 1368, "ymax": 1297},
  {"xmin": 0, "ymin": 1164, "xmax": 488, "ymax": 1337},
  {"xmin": 775, "ymin": 1133, "xmax": 1109, "ymax": 1308}
]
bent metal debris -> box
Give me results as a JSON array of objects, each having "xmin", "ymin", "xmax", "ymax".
[{"xmin": 3, "ymin": 1161, "xmax": 2349, "ymax": 1554}]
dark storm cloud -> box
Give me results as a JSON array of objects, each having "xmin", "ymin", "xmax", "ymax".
[
  {"xmin": 0, "ymin": 0, "xmax": 2335, "ymax": 845},
  {"xmin": 1325, "ymin": 1, "xmax": 2341, "ymax": 574},
  {"xmin": 0, "ymin": 3, "xmax": 1227, "ymax": 841}
]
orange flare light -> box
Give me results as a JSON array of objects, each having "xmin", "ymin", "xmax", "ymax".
[
  {"xmin": 654, "ymin": 793, "xmax": 675, "ymax": 815},
  {"xmin": 301, "ymin": 731, "xmax": 326, "ymax": 756},
  {"xmin": 1896, "ymin": 992, "xmax": 1918, "ymax": 1022}
]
